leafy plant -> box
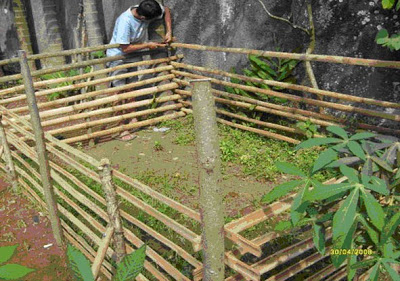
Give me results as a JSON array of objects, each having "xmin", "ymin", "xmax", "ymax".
[
  {"xmin": 375, "ymin": 0, "xmax": 400, "ymax": 51},
  {"xmin": 40, "ymin": 70, "xmax": 79, "ymax": 101},
  {"xmin": 224, "ymin": 49, "xmax": 300, "ymax": 119},
  {"xmin": 153, "ymin": 141, "xmax": 164, "ymax": 151},
  {"xmin": 67, "ymin": 244, "xmax": 146, "ymax": 281},
  {"xmin": 0, "ymin": 244, "xmax": 35, "ymax": 280},
  {"xmin": 296, "ymin": 121, "xmax": 319, "ymax": 139},
  {"xmin": 262, "ymin": 126, "xmax": 400, "ymax": 279}
]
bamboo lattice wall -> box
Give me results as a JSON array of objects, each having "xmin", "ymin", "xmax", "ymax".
[{"xmin": 0, "ymin": 43, "xmax": 399, "ymax": 280}]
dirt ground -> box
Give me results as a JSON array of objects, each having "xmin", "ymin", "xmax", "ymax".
[
  {"xmin": 0, "ymin": 175, "xmax": 72, "ymax": 281},
  {"xmin": 84, "ymin": 126, "xmax": 276, "ymax": 218}
]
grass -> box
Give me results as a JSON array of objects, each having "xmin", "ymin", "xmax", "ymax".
[{"xmin": 160, "ymin": 115, "xmax": 336, "ymax": 182}]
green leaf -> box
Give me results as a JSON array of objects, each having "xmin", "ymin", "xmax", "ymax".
[
  {"xmin": 362, "ymin": 158, "xmax": 374, "ymax": 176},
  {"xmin": 339, "ymin": 165, "xmax": 359, "ymax": 183},
  {"xmin": 332, "ymin": 188, "xmax": 359, "ymax": 242},
  {"xmin": 249, "ymin": 55, "xmax": 277, "ymax": 77},
  {"xmin": 382, "ymin": 261, "xmax": 400, "ymax": 281},
  {"xmin": 114, "ymin": 245, "xmax": 146, "ymax": 281},
  {"xmin": 262, "ymin": 180, "xmax": 303, "ymax": 203},
  {"xmin": 0, "ymin": 245, "xmax": 17, "ymax": 265},
  {"xmin": 381, "ymin": 213, "xmax": 400, "ymax": 246},
  {"xmin": 349, "ymin": 132, "xmax": 376, "ymax": 141},
  {"xmin": 66, "ymin": 244, "xmax": 95, "ymax": 281},
  {"xmin": 332, "ymin": 221, "xmax": 357, "ymax": 267},
  {"xmin": 312, "ymin": 149, "xmax": 337, "ymax": 173},
  {"xmin": 358, "ymin": 215, "xmax": 379, "ymax": 245},
  {"xmin": 382, "ymin": 0, "xmax": 396, "ymax": 9},
  {"xmin": 350, "ymin": 257, "xmax": 378, "ymax": 269},
  {"xmin": 371, "ymin": 156, "xmax": 393, "ymax": 172},
  {"xmin": 291, "ymin": 183, "xmax": 310, "ymax": 225},
  {"xmin": 366, "ymin": 176, "xmax": 389, "ymax": 196},
  {"xmin": 376, "ymin": 29, "xmax": 390, "ymax": 43},
  {"xmin": 347, "ymin": 141, "xmax": 366, "ymax": 160},
  {"xmin": 361, "ymin": 190, "xmax": 385, "ymax": 230},
  {"xmin": 327, "ymin": 126, "xmax": 348, "ymax": 139},
  {"xmin": 295, "ymin": 137, "xmax": 342, "ymax": 150},
  {"xmin": 0, "ymin": 264, "xmax": 35, "ymax": 280},
  {"xmin": 275, "ymin": 162, "xmax": 306, "ymax": 177},
  {"xmin": 307, "ymin": 182, "xmax": 353, "ymax": 201},
  {"xmin": 347, "ymin": 254, "xmax": 357, "ymax": 281},
  {"xmin": 397, "ymin": 0, "xmax": 400, "ymax": 10},
  {"xmin": 369, "ymin": 261, "xmax": 381, "ymax": 281},
  {"xmin": 313, "ymin": 223, "xmax": 325, "ymax": 255},
  {"xmin": 274, "ymin": 221, "xmax": 292, "ymax": 231}
]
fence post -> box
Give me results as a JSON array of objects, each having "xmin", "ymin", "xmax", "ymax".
[
  {"xmin": 98, "ymin": 158, "xmax": 127, "ymax": 263},
  {"xmin": 191, "ymin": 79, "xmax": 225, "ymax": 281},
  {"xmin": 18, "ymin": 50, "xmax": 64, "ymax": 246},
  {"xmin": 0, "ymin": 114, "xmax": 18, "ymax": 192}
]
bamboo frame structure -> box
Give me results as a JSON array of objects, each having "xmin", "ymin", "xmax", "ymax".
[{"xmin": 0, "ymin": 42, "xmax": 398, "ymax": 280}]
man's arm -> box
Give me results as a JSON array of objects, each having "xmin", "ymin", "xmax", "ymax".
[
  {"xmin": 163, "ymin": 6, "xmax": 172, "ymax": 43},
  {"xmin": 120, "ymin": 42, "xmax": 166, "ymax": 54}
]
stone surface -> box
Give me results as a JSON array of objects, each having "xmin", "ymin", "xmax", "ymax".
[{"xmin": 0, "ymin": 0, "xmax": 20, "ymax": 73}]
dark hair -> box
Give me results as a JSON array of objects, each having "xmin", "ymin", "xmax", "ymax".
[{"xmin": 137, "ymin": 0, "xmax": 162, "ymax": 19}]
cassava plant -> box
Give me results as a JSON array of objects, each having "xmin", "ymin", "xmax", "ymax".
[
  {"xmin": 67, "ymin": 244, "xmax": 146, "ymax": 281},
  {"xmin": 0, "ymin": 245, "xmax": 35, "ymax": 280},
  {"xmin": 225, "ymin": 49, "xmax": 299, "ymax": 120},
  {"xmin": 263, "ymin": 126, "xmax": 400, "ymax": 280}
]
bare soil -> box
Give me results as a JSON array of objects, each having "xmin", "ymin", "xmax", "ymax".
[
  {"xmin": 0, "ymin": 175, "xmax": 72, "ymax": 281},
  {"xmin": 84, "ymin": 126, "xmax": 276, "ymax": 218}
]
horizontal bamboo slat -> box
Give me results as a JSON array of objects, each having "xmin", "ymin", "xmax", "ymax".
[
  {"xmin": 41, "ymin": 94, "xmax": 182, "ymax": 128},
  {"xmin": 0, "ymin": 55, "xmax": 182, "ymax": 97},
  {"xmin": 116, "ymin": 184, "xmax": 202, "ymax": 251},
  {"xmin": 172, "ymin": 70, "xmax": 400, "ymax": 122},
  {"xmin": 48, "ymin": 102, "xmax": 182, "ymax": 135},
  {"xmin": 12, "ymin": 74, "xmax": 175, "ymax": 114},
  {"xmin": 33, "ymin": 82, "xmax": 179, "ymax": 119},
  {"xmin": 171, "ymin": 43, "xmax": 400, "ymax": 69},
  {"xmin": 63, "ymin": 110, "xmax": 186, "ymax": 144},
  {"xmin": 171, "ymin": 61, "xmax": 400, "ymax": 109}
]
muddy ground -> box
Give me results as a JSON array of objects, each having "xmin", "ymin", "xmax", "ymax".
[
  {"xmin": 0, "ymin": 175, "xmax": 72, "ymax": 281},
  {"xmin": 84, "ymin": 125, "xmax": 276, "ymax": 218}
]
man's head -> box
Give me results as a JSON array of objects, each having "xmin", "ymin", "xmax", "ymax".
[{"xmin": 136, "ymin": 0, "xmax": 162, "ymax": 20}]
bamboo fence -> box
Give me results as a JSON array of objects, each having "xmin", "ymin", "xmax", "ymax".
[{"xmin": 0, "ymin": 43, "xmax": 396, "ymax": 280}]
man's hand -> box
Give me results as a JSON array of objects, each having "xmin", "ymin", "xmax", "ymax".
[
  {"xmin": 163, "ymin": 32, "xmax": 173, "ymax": 44},
  {"xmin": 147, "ymin": 42, "xmax": 167, "ymax": 49}
]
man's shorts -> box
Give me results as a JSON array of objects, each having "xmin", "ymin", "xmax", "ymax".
[{"xmin": 106, "ymin": 56, "xmax": 143, "ymax": 88}]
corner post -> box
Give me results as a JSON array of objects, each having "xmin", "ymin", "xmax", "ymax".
[
  {"xmin": 0, "ymin": 114, "xmax": 18, "ymax": 192},
  {"xmin": 98, "ymin": 158, "xmax": 127, "ymax": 263},
  {"xmin": 191, "ymin": 79, "xmax": 225, "ymax": 281},
  {"xmin": 18, "ymin": 50, "xmax": 64, "ymax": 246}
]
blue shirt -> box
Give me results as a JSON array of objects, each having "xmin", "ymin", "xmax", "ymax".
[{"xmin": 107, "ymin": 5, "xmax": 164, "ymax": 57}]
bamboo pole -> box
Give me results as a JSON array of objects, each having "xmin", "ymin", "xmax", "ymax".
[
  {"xmin": 98, "ymin": 158, "xmax": 127, "ymax": 263},
  {"xmin": 41, "ymin": 94, "xmax": 181, "ymax": 128},
  {"xmin": 172, "ymin": 70, "xmax": 400, "ymax": 122},
  {"xmin": 48, "ymin": 102, "xmax": 182, "ymax": 135},
  {"xmin": 0, "ymin": 55, "xmax": 183, "ymax": 98},
  {"xmin": 174, "ymin": 78, "xmax": 339, "ymax": 122},
  {"xmin": 0, "ymin": 43, "xmax": 119, "ymax": 67},
  {"xmin": 12, "ymin": 73, "xmax": 175, "ymax": 114},
  {"xmin": 170, "ymin": 61, "xmax": 400, "ymax": 109},
  {"xmin": 32, "ymin": 82, "xmax": 179, "ymax": 120},
  {"xmin": 63, "ymin": 111, "xmax": 185, "ymax": 144},
  {"xmin": 174, "ymin": 78, "xmax": 400, "ymax": 136},
  {"xmin": 181, "ymin": 106, "xmax": 301, "ymax": 144},
  {"xmin": 0, "ymin": 115, "xmax": 18, "ymax": 191},
  {"xmin": 92, "ymin": 226, "xmax": 115, "ymax": 280},
  {"xmin": 171, "ymin": 43, "xmax": 400, "ymax": 69},
  {"xmin": 191, "ymin": 79, "xmax": 225, "ymax": 281},
  {"xmin": 0, "ymin": 48, "xmax": 164, "ymax": 84},
  {"xmin": 176, "ymin": 88, "xmax": 336, "ymax": 127},
  {"xmin": 19, "ymin": 50, "xmax": 64, "ymax": 246}
]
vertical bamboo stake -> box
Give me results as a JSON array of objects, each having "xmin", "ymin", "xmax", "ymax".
[
  {"xmin": 191, "ymin": 79, "xmax": 225, "ymax": 281},
  {"xmin": 0, "ymin": 115, "xmax": 18, "ymax": 192},
  {"xmin": 98, "ymin": 158, "xmax": 127, "ymax": 263},
  {"xmin": 19, "ymin": 50, "xmax": 64, "ymax": 246}
]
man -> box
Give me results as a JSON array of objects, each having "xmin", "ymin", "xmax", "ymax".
[{"xmin": 106, "ymin": 0, "xmax": 172, "ymax": 141}]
